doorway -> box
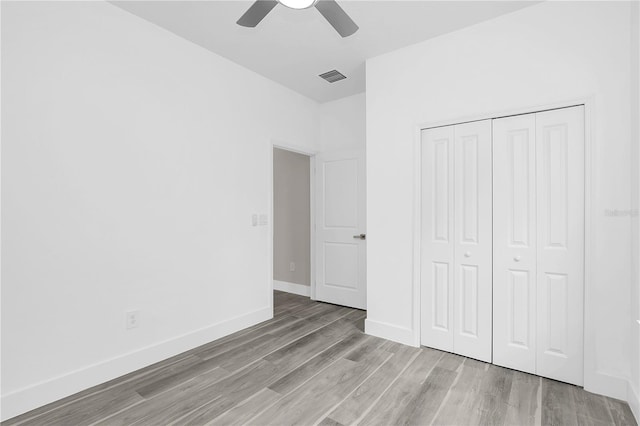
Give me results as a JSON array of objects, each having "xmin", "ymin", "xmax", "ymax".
[
  {"xmin": 270, "ymin": 144, "xmax": 368, "ymax": 311},
  {"xmin": 272, "ymin": 147, "xmax": 312, "ymax": 297}
]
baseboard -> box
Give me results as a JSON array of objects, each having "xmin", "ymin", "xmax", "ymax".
[
  {"xmin": 584, "ymin": 370, "xmax": 630, "ymax": 401},
  {"xmin": 273, "ymin": 280, "xmax": 310, "ymax": 297},
  {"xmin": 629, "ymin": 380, "xmax": 640, "ymax": 424},
  {"xmin": 365, "ymin": 318, "xmax": 417, "ymax": 347},
  {"xmin": 0, "ymin": 306, "xmax": 272, "ymax": 422}
]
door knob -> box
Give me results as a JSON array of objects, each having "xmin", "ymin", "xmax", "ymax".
[
  {"xmin": 514, "ymin": 255, "xmax": 521, "ymax": 262},
  {"xmin": 353, "ymin": 234, "xmax": 366, "ymax": 240},
  {"xmin": 464, "ymin": 251, "xmax": 471, "ymax": 257}
]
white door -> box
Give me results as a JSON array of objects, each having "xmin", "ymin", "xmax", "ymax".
[
  {"xmin": 315, "ymin": 150, "xmax": 366, "ymax": 310},
  {"xmin": 493, "ymin": 106, "xmax": 584, "ymax": 385},
  {"xmin": 535, "ymin": 106, "xmax": 584, "ymax": 385},
  {"xmin": 492, "ymin": 113, "xmax": 538, "ymax": 375},
  {"xmin": 421, "ymin": 120, "xmax": 492, "ymax": 362},
  {"xmin": 421, "ymin": 125, "xmax": 455, "ymax": 352},
  {"xmin": 453, "ymin": 120, "xmax": 493, "ymax": 362}
]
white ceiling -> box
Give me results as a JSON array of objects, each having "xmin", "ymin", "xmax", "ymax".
[{"xmin": 112, "ymin": 1, "xmax": 537, "ymax": 103}]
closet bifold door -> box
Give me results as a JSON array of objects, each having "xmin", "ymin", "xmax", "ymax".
[
  {"xmin": 493, "ymin": 106, "xmax": 584, "ymax": 385},
  {"xmin": 535, "ymin": 106, "xmax": 584, "ymax": 386},
  {"xmin": 453, "ymin": 120, "xmax": 492, "ymax": 362},
  {"xmin": 421, "ymin": 120, "xmax": 492, "ymax": 362},
  {"xmin": 421, "ymin": 125, "xmax": 455, "ymax": 353},
  {"xmin": 492, "ymin": 113, "xmax": 537, "ymax": 375}
]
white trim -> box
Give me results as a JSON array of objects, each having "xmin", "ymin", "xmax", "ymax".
[
  {"xmin": 411, "ymin": 120, "xmax": 422, "ymax": 348},
  {"xmin": 310, "ymin": 155, "xmax": 317, "ymax": 301},
  {"xmin": 273, "ymin": 280, "xmax": 311, "ymax": 297},
  {"xmin": 270, "ymin": 141, "xmax": 316, "ymax": 303},
  {"xmin": 412, "ymin": 97, "xmax": 600, "ymax": 388},
  {"xmin": 628, "ymin": 380, "xmax": 640, "ymax": 425},
  {"xmin": 365, "ymin": 319, "xmax": 417, "ymax": 347},
  {"xmin": 0, "ymin": 306, "xmax": 271, "ymax": 422},
  {"xmin": 583, "ymin": 371, "xmax": 629, "ymax": 401}
]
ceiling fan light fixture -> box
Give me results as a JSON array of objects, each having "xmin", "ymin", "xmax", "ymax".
[{"xmin": 278, "ymin": 0, "xmax": 317, "ymax": 10}]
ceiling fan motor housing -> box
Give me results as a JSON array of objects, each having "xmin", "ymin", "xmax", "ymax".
[{"xmin": 278, "ymin": 0, "xmax": 318, "ymax": 10}]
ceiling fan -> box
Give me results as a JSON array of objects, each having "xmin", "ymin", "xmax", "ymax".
[{"xmin": 237, "ymin": 0, "xmax": 359, "ymax": 38}]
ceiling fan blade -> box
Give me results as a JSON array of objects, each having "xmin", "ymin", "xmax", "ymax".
[
  {"xmin": 237, "ymin": 0, "xmax": 278, "ymax": 27},
  {"xmin": 314, "ymin": 0, "xmax": 358, "ymax": 37}
]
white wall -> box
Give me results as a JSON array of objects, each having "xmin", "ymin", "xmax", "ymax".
[
  {"xmin": 630, "ymin": 0, "xmax": 640, "ymax": 420},
  {"xmin": 366, "ymin": 0, "xmax": 634, "ymax": 402},
  {"xmin": 273, "ymin": 148, "xmax": 310, "ymax": 286},
  {"xmin": 1, "ymin": 1, "xmax": 320, "ymax": 420},
  {"xmin": 318, "ymin": 92, "xmax": 366, "ymax": 153}
]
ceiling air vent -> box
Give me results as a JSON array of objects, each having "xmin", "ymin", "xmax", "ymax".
[{"xmin": 319, "ymin": 70, "xmax": 346, "ymax": 83}]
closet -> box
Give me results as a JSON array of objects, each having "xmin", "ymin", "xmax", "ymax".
[
  {"xmin": 420, "ymin": 105, "xmax": 585, "ymax": 386},
  {"xmin": 420, "ymin": 120, "xmax": 493, "ymax": 363}
]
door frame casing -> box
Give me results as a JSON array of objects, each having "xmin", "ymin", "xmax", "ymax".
[
  {"xmin": 412, "ymin": 97, "xmax": 600, "ymax": 393},
  {"xmin": 269, "ymin": 140, "xmax": 317, "ymax": 311}
]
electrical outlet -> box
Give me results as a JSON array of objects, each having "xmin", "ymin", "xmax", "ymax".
[
  {"xmin": 290, "ymin": 261, "xmax": 296, "ymax": 272},
  {"xmin": 125, "ymin": 310, "xmax": 140, "ymax": 330},
  {"xmin": 258, "ymin": 214, "xmax": 268, "ymax": 226}
]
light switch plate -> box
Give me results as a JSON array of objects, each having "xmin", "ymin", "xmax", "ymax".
[{"xmin": 126, "ymin": 310, "xmax": 140, "ymax": 330}]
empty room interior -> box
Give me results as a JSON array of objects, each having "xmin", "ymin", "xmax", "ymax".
[{"xmin": 1, "ymin": 0, "xmax": 640, "ymax": 424}]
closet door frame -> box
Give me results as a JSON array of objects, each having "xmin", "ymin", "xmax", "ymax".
[{"xmin": 412, "ymin": 97, "xmax": 595, "ymax": 390}]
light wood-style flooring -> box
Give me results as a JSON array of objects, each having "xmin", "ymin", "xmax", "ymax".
[{"xmin": 4, "ymin": 291, "xmax": 637, "ymax": 426}]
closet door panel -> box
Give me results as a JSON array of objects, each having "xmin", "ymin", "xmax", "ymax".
[
  {"xmin": 421, "ymin": 126, "xmax": 455, "ymax": 352},
  {"xmin": 492, "ymin": 114, "xmax": 537, "ymax": 374},
  {"xmin": 453, "ymin": 120, "xmax": 492, "ymax": 362},
  {"xmin": 535, "ymin": 106, "xmax": 584, "ymax": 385}
]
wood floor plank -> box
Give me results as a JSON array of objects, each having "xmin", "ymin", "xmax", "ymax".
[
  {"xmin": 357, "ymin": 348, "xmax": 445, "ymax": 425},
  {"xmin": 201, "ymin": 359, "xmax": 286, "ymax": 404},
  {"xmin": 165, "ymin": 326, "xmax": 363, "ymax": 426},
  {"xmin": 573, "ymin": 386, "xmax": 616, "ymax": 425},
  {"xmin": 15, "ymin": 390, "xmax": 144, "ymax": 426},
  {"xmin": 541, "ymin": 377, "xmax": 579, "ymax": 426},
  {"xmin": 3, "ymin": 354, "xmax": 201, "ymax": 426},
  {"xmin": 5, "ymin": 291, "xmax": 636, "ymax": 426},
  {"xmin": 264, "ymin": 319, "xmax": 357, "ymax": 367},
  {"xmin": 503, "ymin": 370, "xmax": 541, "ymax": 426},
  {"xmin": 393, "ymin": 353, "xmax": 465, "ymax": 425},
  {"xmin": 135, "ymin": 357, "xmax": 229, "ymax": 399},
  {"xmin": 400, "ymin": 347, "xmax": 447, "ymax": 384},
  {"xmin": 288, "ymin": 301, "xmax": 339, "ymax": 319},
  {"xmin": 396, "ymin": 366, "xmax": 459, "ymax": 425},
  {"xmin": 577, "ymin": 414, "xmax": 619, "ymax": 426},
  {"xmin": 326, "ymin": 344, "xmax": 420, "ymax": 426},
  {"xmin": 343, "ymin": 309, "xmax": 366, "ymax": 322},
  {"xmin": 166, "ymin": 396, "xmax": 236, "ymax": 426},
  {"xmin": 209, "ymin": 388, "xmax": 282, "ymax": 426},
  {"xmin": 252, "ymin": 349, "xmax": 392, "ymax": 425},
  {"xmin": 606, "ymin": 397, "xmax": 639, "ymax": 426},
  {"xmin": 343, "ymin": 334, "xmax": 388, "ymax": 363},
  {"xmin": 356, "ymin": 376, "xmax": 418, "ymax": 426},
  {"xmin": 318, "ymin": 417, "xmax": 345, "ymax": 426},
  {"xmin": 305, "ymin": 306, "xmax": 355, "ymax": 325},
  {"xmin": 200, "ymin": 317, "xmax": 328, "ymax": 372},
  {"xmin": 475, "ymin": 364, "xmax": 514, "ymax": 426},
  {"xmin": 192, "ymin": 315, "xmax": 301, "ymax": 359},
  {"xmin": 94, "ymin": 367, "xmax": 229, "ymax": 426},
  {"xmin": 435, "ymin": 351, "xmax": 466, "ymax": 372},
  {"xmin": 267, "ymin": 332, "xmax": 367, "ymax": 395},
  {"xmin": 431, "ymin": 358, "xmax": 488, "ymax": 425}
]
